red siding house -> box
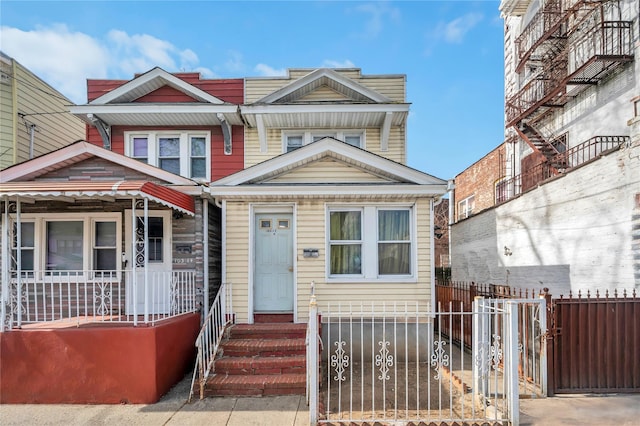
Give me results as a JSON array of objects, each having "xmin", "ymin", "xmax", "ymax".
[{"xmin": 0, "ymin": 68, "xmax": 244, "ymax": 403}]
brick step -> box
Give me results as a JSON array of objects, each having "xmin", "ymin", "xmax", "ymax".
[
  {"xmin": 220, "ymin": 338, "xmax": 306, "ymax": 357},
  {"xmin": 202, "ymin": 373, "xmax": 306, "ymax": 397},
  {"xmin": 215, "ymin": 355, "xmax": 306, "ymax": 375},
  {"xmin": 228, "ymin": 323, "xmax": 307, "ymax": 340}
]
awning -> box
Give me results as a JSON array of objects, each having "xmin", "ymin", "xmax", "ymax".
[{"xmin": 0, "ymin": 180, "xmax": 195, "ymax": 216}]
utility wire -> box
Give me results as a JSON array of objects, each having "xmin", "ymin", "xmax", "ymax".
[{"xmin": 0, "ymin": 70, "xmax": 74, "ymax": 103}]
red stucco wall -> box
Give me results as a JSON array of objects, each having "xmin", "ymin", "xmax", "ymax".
[{"xmin": 0, "ymin": 313, "xmax": 199, "ymax": 404}]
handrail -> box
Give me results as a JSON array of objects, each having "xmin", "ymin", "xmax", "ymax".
[{"xmin": 188, "ymin": 282, "xmax": 233, "ymax": 402}]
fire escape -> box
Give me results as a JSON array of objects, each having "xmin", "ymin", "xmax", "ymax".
[{"xmin": 505, "ymin": 0, "xmax": 634, "ymax": 189}]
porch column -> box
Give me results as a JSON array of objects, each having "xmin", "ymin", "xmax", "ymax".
[
  {"xmin": 15, "ymin": 198, "xmax": 22, "ymax": 328},
  {"xmin": 1, "ymin": 201, "xmax": 9, "ymax": 331},
  {"xmin": 131, "ymin": 199, "xmax": 138, "ymax": 326},
  {"xmin": 203, "ymin": 199, "xmax": 209, "ymax": 319},
  {"xmin": 143, "ymin": 198, "xmax": 149, "ymax": 324}
]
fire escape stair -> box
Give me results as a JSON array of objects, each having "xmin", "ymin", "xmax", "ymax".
[
  {"xmin": 516, "ymin": 123, "xmax": 567, "ymax": 169},
  {"xmin": 198, "ymin": 323, "xmax": 307, "ymax": 397}
]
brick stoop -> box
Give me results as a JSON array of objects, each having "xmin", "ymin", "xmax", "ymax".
[{"xmin": 200, "ymin": 323, "xmax": 307, "ymax": 397}]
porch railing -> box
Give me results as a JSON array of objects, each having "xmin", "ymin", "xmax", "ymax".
[
  {"xmin": 189, "ymin": 282, "xmax": 233, "ymax": 402},
  {"xmin": 1, "ymin": 269, "xmax": 197, "ymax": 330}
]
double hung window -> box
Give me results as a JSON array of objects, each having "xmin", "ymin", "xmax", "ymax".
[
  {"xmin": 328, "ymin": 206, "xmax": 413, "ymax": 280},
  {"xmin": 457, "ymin": 195, "xmax": 475, "ymax": 220},
  {"xmin": 10, "ymin": 214, "xmax": 121, "ymax": 273},
  {"xmin": 125, "ymin": 131, "xmax": 210, "ymax": 180},
  {"xmin": 284, "ymin": 130, "xmax": 365, "ymax": 152}
]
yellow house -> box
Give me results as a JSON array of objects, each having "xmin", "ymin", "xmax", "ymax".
[{"xmin": 209, "ymin": 68, "xmax": 448, "ymax": 324}]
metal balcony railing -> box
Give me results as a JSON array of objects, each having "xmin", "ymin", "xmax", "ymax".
[
  {"xmin": 568, "ymin": 21, "xmax": 634, "ymax": 83},
  {"xmin": 495, "ymin": 135, "xmax": 629, "ymax": 204},
  {"xmin": 515, "ymin": 0, "xmax": 564, "ymax": 72}
]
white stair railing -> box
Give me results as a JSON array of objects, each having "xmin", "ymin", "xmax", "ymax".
[{"xmin": 188, "ymin": 282, "xmax": 233, "ymax": 402}]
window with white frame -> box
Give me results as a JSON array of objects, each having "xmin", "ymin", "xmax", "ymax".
[
  {"xmin": 125, "ymin": 131, "xmax": 210, "ymax": 180},
  {"xmin": 284, "ymin": 130, "xmax": 365, "ymax": 152},
  {"xmin": 328, "ymin": 205, "xmax": 414, "ymax": 280},
  {"xmin": 10, "ymin": 213, "xmax": 121, "ymax": 273},
  {"xmin": 457, "ymin": 195, "xmax": 475, "ymax": 220}
]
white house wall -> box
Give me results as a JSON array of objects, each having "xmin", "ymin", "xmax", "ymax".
[{"xmin": 451, "ymin": 139, "xmax": 640, "ymax": 295}]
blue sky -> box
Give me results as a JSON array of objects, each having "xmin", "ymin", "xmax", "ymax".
[{"xmin": 0, "ymin": 0, "xmax": 506, "ymax": 180}]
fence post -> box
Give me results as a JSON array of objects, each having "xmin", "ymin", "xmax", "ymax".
[
  {"xmin": 538, "ymin": 291, "xmax": 548, "ymax": 397},
  {"xmin": 308, "ymin": 286, "xmax": 319, "ymax": 426},
  {"xmin": 506, "ymin": 301, "xmax": 520, "ymax": 426},
  {"xmin": 543, "ymin": 288, "xmax": 555, "ymax": 396},
  {"xmin": 472, "ymin": 296, "xmax": 488, "ymax": 397}
]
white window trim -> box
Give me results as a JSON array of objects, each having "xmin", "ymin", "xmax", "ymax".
[
  {"xmin": 457, "ymin": 195, "xmax": 475, "ymax": 220},
  {"xmin": 124, "ymin": 130, "xmax": 211, "ymax": 181},
  {"xmin": 325, "ymin": 203, "xmax": 416, "ymax": 283},
  {"xmin": 282, "ymin": 129, "xmax": 366, "ymax": 152},
  {"xmin": 10, "ymin": 212, "xmax": 122, "ymax": 273}
]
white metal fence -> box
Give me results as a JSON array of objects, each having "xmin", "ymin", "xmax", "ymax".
[
  {"xmin": 189, "ymin": 282, "xmax": 233, "ymax": 402},
  {"xmin": 0, "ymin": 269, "xmax": 198, "ymax": 330},
  {"xmin": 307, "ymin": 297, "xmax": 545, "ymax": 425}
]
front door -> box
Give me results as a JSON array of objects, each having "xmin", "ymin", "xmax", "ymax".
[
  {"xmin": 254, "ymin": 213, "xmax": 294, "ymax": 312},
  {"xmin": 124, "ymin": 210, "xmax": 172, "ymax": 315}
]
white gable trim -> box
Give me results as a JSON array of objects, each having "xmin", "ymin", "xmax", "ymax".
[
  {"xmin": 241, "ymin": 103, "xmax": 410, "ymax": 115},
  {"xmin": 256, "ymin": 68, "xmax": 392, "ymax": 104},
  {"xmin": 0, "ymin": 141, "xmax": 197, "ymax": 186},
  {"xmin": 210, "ymin": 138, "xmax": 446, "ymax": 187},
  {"xmin": 209, "ymin": 184, "xmax": 447, "ymax": 198},
  {"xmin": 89, "ymin": 67, "xmax": 225, "ymax": 105}
]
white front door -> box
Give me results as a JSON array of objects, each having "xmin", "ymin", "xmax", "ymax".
[
  {"xmin": 254, "ymin": 213, "xmax": 294, "ymax": 312},
  {"xmin": 124, "ymin": 210, "xmax": 172, "ymax": 315}
]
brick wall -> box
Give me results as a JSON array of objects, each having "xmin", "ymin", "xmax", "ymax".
[{"xmin": 454, "ymin": 144, "xmax": 505, "ymax": 221}]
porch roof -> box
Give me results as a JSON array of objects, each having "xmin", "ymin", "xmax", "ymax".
[{"xmin": 0, "ymin": 180, "xmax": 195, "ymax": 215}]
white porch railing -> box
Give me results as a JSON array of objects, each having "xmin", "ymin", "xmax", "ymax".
[
  {"xmin": 1, "ymin": 269, "xmax": 198, "ymax": 330},
  {"xmin": 307, "ymin": 300, "xmax": 524, "ymax": 426},
  {"xmin": 189, "ymin": 282, "xmax": 233, "ymax": 402}
]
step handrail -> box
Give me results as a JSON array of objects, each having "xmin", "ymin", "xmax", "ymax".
[{"xmin": 188, "ymin": 282, "xmax": 233, "ymax": 402}]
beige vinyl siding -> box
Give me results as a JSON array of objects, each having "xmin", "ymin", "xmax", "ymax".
[
  {"xmin": 244, "ymin": 126, "xmax": 406, "ymax": 168},
  {"xmin": 296, "ymin": 86, "xmax": 350, "ymax": 102},
  {"xmin": 224, "ymin": 201, "xmax": 251, "ymax": 322},
  {"xmin": 268, "ymin": 158, "xmax": 394, "ymax": 184},
  {"xmin": 1, "ymin": 58, "xmax": 85, "ymax": 168},
  {"xmin": 294, "ymin": 197, "xmax": 433, "ymax": 322},
  {"xmin": 0, "ymin": 60, "xmax": 15, "ymax": 169},
  {"xmin": 223, "ymin": 196, "xmax": 434, "ymax": 323},
  {"xmin": 245, "ymin": 70, "xmax": 406, "ymax": 103}
]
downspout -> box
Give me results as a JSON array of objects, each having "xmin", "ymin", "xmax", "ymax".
[
  {"xmin": 203, "ymin": 199, "xmax": 209, "ymax": 320},
  {"xmin": 1, "ymin": 201, "xmax": 8, "ymax": 331},
  {"xmin": 430, "ymin": 198, "xmax": 436, "ymax": 312}
]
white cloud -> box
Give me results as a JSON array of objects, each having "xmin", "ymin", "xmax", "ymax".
[
  {"xmin": 254, "ymin": 63, "xmax": 286, "ymax": 77},
  {"xmin": 0, "ymin": 24, "xmax": 109, "ymax": 103},
  {"xmin": 321, "ymin": 59, "xmax": 356, "ymax": 68},
  {"xmin": 352, "ymin": 2, "xmax": 401, "ymax": 39},
  {"xmin": 440, "ymin": 12, "xmax": 484, "ymax": 44},
  {"xmin": 424, "ymin": 12, "xmax": 484, "ymax": 56},
  {"xmin": 0, "ymin": 24, "xmax": 215, "ymax": 103}
]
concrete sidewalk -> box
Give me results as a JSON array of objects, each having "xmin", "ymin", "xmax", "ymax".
[
  {"xmin": 0, "ymin": 374, "xmax": 309, "ymax": 426},
  {"xmin": 2, "ymin": 373, "xmax": 639, "ymax": 425},
  {"xmin": 519, "ymin": 393, "xmax": 640, "ymax": 426}
]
